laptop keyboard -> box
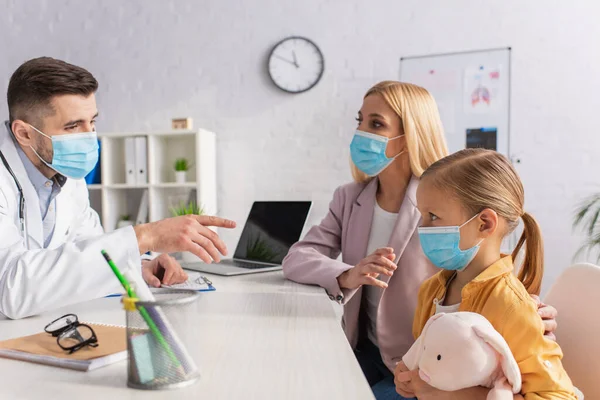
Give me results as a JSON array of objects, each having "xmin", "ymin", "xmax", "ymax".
[{"xmin": 234, "ymin": 261, "xmax": 273, "ymax": 269}]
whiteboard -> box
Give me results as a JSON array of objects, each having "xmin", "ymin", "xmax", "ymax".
[{"xmin": 400, "ymin": 48, "xmax": 511, "ymax": 157}]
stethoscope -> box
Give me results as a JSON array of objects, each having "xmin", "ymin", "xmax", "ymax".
[{"xmin": 0, "ymin": 148, "xmax": 28, "ymax": 246}]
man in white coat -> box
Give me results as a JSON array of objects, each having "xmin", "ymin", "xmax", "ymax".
[{"xmin": 0, "ymin": 57, "xmax": 236, "ymax": 319}]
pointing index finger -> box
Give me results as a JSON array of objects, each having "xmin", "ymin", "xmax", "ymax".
[{"xmin": 195, "ymin": 215, "xmax": 237, "ymax": 229}]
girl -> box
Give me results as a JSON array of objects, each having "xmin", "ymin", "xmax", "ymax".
[{"xmin": 395, "ymin": 148, "xmax": 576, "ymax": 399}]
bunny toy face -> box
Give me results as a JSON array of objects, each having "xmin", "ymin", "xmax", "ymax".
[{"xmin": 418, "ymin": 314, "xmax": 499, "ymax": 391}]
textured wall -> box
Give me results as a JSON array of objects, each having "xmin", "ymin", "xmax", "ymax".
[{"xmin": 1, "ymin": 0, "xmax": 599, "ymax": 292}]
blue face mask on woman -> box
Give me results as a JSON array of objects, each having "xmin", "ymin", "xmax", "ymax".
[
  {"xmin": 418, "ymin": 214, "xmax": 484, "ymax": 271},
  {"xmin": 29, "ymin": 124, "xmax": 99, "ymax": 179},
  {"xmin": 350, "ymin": 130, "xmax": 405, "ymax": 177}
]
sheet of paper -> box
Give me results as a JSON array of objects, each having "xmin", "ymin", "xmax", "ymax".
[
  {"xmin": 463, "ymin": 64, "xmax": 503, "ymax": 114},
  {"xmin": 160, "ymin": 272, "xmax": 211, "ymax": 291}
]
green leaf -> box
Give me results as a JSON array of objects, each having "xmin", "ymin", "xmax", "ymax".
[
  {"xmin": 574, "ymin": 195, "xmax": 600, "ymax": 225},
  {"xmin": 170, "ymin": 201, "xmax": 205, "ymax": 217},
  {"xmin": 573, "ymin": 192, "xmax": 600, "ymax": 262},
  {"xmin": 588, "ymin": 206, "xmax": 600, "ymax": 237},
  {"xmin": 575, "ymin": 230, "xmax": 600, "ymax": 263},
  {"xmin": 174, "ymin": 158, "xmax": 193, "ymax": 171}
]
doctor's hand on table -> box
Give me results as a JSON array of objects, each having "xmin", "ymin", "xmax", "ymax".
[
  {"xmin": 142, "ymin": 254, "xmax": 188, "ymax": 288},
  {"xmin": 134, "ymin": 215, "xmax": 237, "ymax": 286}
]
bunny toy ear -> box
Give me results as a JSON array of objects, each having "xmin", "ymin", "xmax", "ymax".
[
  {"xmin": 402, "ymin": 313, "xmax": 445, "ymax": 370},
  {"xmin": 472, "ymin": 323, "xmax": 522, "ymax": 393}
]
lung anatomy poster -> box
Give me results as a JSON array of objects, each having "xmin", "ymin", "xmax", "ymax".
[{"xmin": 464, "ymin": 65, "xmax": 502, "ymax": 114}]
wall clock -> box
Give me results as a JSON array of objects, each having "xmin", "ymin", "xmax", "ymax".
[{"xmin": 268, "ymin": 36, "xmax": 324, "ymax": 93}]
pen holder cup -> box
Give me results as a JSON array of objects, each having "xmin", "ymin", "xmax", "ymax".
[{"xmin": 123, "ymin": 291, "xmax": 201, "ymax": 390}]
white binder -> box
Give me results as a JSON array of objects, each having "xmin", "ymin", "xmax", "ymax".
[
  {"xmin": 124, "ymin": 138, "xmax": 136, "ymax": 185},
  {"xmin": 134, "ymin": 137, "xmax": 148, "ymax": 184},
  {"xmin": 136, "ymin": 189, "xmax": 149, "ymax": 225}
]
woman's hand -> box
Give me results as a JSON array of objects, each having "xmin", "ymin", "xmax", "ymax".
[
  {"xmin": 337, "ymin": 247, "xmax": 397, "ymax": 290},
  {"xmin": 531, "ymin": 294, "xmax": 558, "ymax": 340}
]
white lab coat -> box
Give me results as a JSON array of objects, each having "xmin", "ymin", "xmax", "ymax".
[{"xmin": 0, "ymin": 124, "xmax": 140, "ymax": 319}]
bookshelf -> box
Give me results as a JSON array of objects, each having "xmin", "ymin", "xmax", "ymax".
[{"xmin": 88, "ymin": 129, "xmax": 217, "ymax": 233}]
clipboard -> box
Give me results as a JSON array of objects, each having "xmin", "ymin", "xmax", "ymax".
[
  {"xmin": 159, "ymin": 274, "xmax": 216, "ymax": 292},
  {"xmin": 106, "ymin": 275, "xmax": 215, "ymax": 298}
]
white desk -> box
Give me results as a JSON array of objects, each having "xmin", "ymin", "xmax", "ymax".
[{"xmin": 0, "ymin": 272, "xmax": 374, "ymax": 400}]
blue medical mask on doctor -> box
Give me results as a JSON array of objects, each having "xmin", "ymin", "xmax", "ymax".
[
  {"xmin": 418, "ymin": 214, "xmax": 484, "ymax": 271},
  {"xmin": 29, "ymin": 124, "xmax": 99, "ymax": 180},
  {"xmin": 350, "ymin": 130, "xmax": 405, "ymax": 177}
]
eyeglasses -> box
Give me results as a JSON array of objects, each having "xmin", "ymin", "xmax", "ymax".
[{"xmin": 44, "ymin": 314, "xmax": 98, "ymax": 354}]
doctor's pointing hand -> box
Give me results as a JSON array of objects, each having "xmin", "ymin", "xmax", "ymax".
[{"xmin": 0, "ymin": 57, "xmax": 235, "ymax": 319}]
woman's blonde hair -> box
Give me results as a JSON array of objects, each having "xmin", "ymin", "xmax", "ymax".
[
  {"xmin": 351, "ymin": 81, "xmax": 449, "ymax": 182},
  {"xmin": 421, "ymin": 148, "xmax": 544, "ymax": 295}
]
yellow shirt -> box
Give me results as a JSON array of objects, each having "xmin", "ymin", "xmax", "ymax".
[{"xmin": 413, "ymin": 256, "xmax": 576, "ymax": 399}]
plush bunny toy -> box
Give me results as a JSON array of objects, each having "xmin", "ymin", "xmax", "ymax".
[{"xmin": 402, "ymin": 312, "xmax": 521, "ymax": 400}]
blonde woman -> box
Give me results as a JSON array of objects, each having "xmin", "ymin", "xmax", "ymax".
[{"xmin": 282, "ymin": 81, "xmax": 556, "ymax": 400}]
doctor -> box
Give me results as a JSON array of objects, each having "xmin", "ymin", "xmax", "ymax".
[{"xmin": 0, "ymin": 57, "xmax": 236, "ymax": 319}]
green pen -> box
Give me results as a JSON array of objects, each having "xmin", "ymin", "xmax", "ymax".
[{"xmin": 101, "ymin": 250, "xmax": 182, "ymax": 370}]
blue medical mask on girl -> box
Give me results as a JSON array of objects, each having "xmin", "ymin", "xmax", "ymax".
[
  {"xmin": 418, "ymin": 213, "xmax": 484, "ymax": 271},
  {"xmin": 29, "ymin": 124, "xmax": 99, "ymax": 180},
  {"xmin": 350, "ymin": 130, "xmax": 405, "ymax": 177}
]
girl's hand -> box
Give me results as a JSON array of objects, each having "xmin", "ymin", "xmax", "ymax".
[
  {"xmin": 394, "ymin": 361, "xmax": 416, "ymax": 398},
  {"xmin": 407, "ymin": 369, "xmax": 438, "ymax": 399}
]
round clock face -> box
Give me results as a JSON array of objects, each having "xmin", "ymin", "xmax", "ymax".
[{"xmin": 268, "ymin": 36, "xmax": 324, "ymax": 93}]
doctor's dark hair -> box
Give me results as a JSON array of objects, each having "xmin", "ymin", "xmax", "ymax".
[
  {"xmin": 421, "ymin": 148, "xmax": 544, "ymax": 295},
  {"xmin": 7, "ymin": 57, "xmax": 98, "ymax": 126}
]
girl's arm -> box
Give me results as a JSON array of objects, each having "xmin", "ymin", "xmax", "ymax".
[
  {"xmin": 500, "ymin": 300, "xmax": 577, "ymax": 399},
  {"xmin": 408, "ymin": 370, "xmax": 524, "ymax": 400},
  {"xmin": 419, "ymin": 387, "xmax": 523, "ymax": 400}
]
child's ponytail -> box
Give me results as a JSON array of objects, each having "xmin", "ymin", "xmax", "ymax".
[{"xmin": 511, "ymin": 212, "xmax": 544, "ymax": 295}]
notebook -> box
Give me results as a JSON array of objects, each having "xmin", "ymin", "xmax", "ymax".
[{"xmin": 0, "ymin": 323, "xmax": 127, "ymax": 372}]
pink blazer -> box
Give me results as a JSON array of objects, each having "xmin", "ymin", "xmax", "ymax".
[{"xmin": 282, "ymin": 176, "xmax": 438, "ymax": 372}]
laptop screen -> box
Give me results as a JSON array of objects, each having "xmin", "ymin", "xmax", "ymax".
[{"xmin": 233, "ymin": 201, "xmax": 312, "ymax": 264}]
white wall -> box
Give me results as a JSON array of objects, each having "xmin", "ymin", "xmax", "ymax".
[{"xmin": 1, "ymin": 0, "xmax": 599, "ymax": 292}]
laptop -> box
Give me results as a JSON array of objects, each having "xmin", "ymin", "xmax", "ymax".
[{"xmin": 183, "ymin": 201, "xmax": 312, "ymax": 276}]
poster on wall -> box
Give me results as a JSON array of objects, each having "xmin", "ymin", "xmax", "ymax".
[
  {"xmin": 463, "ymin": 65, "xmax": 503, "ymax": 114},
  {"xmin": 405, "ymin": 68, "xmax": 459, "ymax": 138},
  {"xmin": 466, "ymin": 127, "xmax": 497, "ymax": 150},
  {"xmin": 409, "ymin": 68, "xmax": 458, "ymax": 92}
]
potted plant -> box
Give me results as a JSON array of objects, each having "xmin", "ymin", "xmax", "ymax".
[
  {"xmin": 171, "ymin": 201, "xmax": 205, "ymax": 262},
  {"xmin": 174, "ymin": 158, "xmax": 192, "ymax": 184},
  {"xmin": 574, "ymin": 193, "xmax": 600, "ymax": 261},
  {"xmin": 116, "ymin": 214, "xmax": 134, "ymax": 229}
]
